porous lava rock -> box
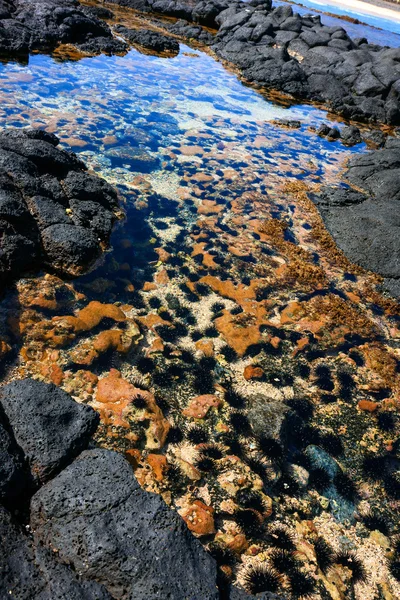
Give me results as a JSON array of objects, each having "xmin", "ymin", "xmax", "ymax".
[
  {"xmin": 0, "ymin": 505, "xmax": 113, "ymax": 599},
  {"xmin": 0, "ymin": 0, "xmax": 124, "ymax": 58},
  {"xmin": 114, "ymin": 25, "xmax": 179, "ymax": 55},
  {"xmin": 30, "ymin": 448, "xmax": 220, "ymax": 599},
  {"xmin": 0, "ymin": 128, "xmax": 120, "ymax": 281},
  {"xmin": 0, "ymin": 378, "xmax": 99, "ymax": 483},
  {"xmin": 311, "ymin": 140, "xmax": 400, "ymax": 297}
]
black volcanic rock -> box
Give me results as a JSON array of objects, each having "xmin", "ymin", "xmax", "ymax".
[
  {"xmin": 106, "ymin": 0, "xmax": 400, "ymax": 125},
  {"xmin": 0, "ymin": 421, "xmax": 29, "ymax": 507},
  {"xmin": 310, "ymin": 142, "xmax": 400, "ymax": 297},
  {"xmin": 30, "ymin": 448, "xmax": 220, "ymax": 600},
  {"xmin": 0, "ymin": 128, "xmax": 120, "ymax": 280},
  {"xmin": 0, "ymin": 505, "xmax": 113, "ymax": 600},
  {"xmin": 0, "ymin": 379, "xmax": 99, "ymax": 484},
  {"xmin": 0, "ymin": 0, "xmax": 124, "ymax": 58},
  {"xmin": 114, "ymin": 25, "xmax": 179, "ymax": 54}
]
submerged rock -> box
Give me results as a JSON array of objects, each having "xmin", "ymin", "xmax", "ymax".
[
  {"xmin": 30, "ymin": 448, "xmax": 220, "ymax": 599},
  {"xmin": 0, "ymin": 128, "xmax": 120, "ymax": 281}
]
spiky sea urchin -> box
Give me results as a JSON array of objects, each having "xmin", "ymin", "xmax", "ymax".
[
  {"xmin": 208, "ymin": 542, "xmax": 236, "ymax": 566},
  {"xmin": 287, "ymin": 397, "xmax": 314, "ymax": 421},
  {"xmin": 270, "ymin": 549, "xmax": 298, "ymax": 574},
  {"xmin": 187, "ymin": 426, "xmax": 209, "ymax": 445},
  {"xmin": 219, "ymin": 344, "xmax": 238, "ymax": 362},
  {"xmin": 314, "ymin": 536, "xmax": 334, "ymax": 574},
  {"xmin": 199, "ymin": 443, "xmax": 224, "ymax": 460},
  {"xmin": 229, "ymin": 411, "xmax": 251, "ymax": 434},
  {"xmin": 269, "ymin": 526, "xmax": 296, "ymax": 551},
  {"xmin": 335, "ymin": 550, "xmax": 368, "ymax": 584},
  {"xmin": 136, "ymin": 356, "xmax": 155, "ymax": 374},
  {"xmin": 333, "ymin": 470, "xmax": 358, "ymax": 502},
  {"xmin": 194, "ymin": 456, "xmax": 215, "ymax": 472},
  {"xmin": 319, "ymin": 432, "xmax": 343, "ymax": 457},
  {"xmin": 235, "ymin": 508, "xmax": 264, "ymax": 537},
  {"xmin": 377, "ymin": 411, "xmax": 395, "ymax": 432},
  {"xmin": 256, "ymin": 436, "xmax": 284, "ymax": 463},
  {"xmin": 287, "ymin": 568, "xmax": 316, "ymax": 598},
  {"xmin": 236, "ymin": 489, "xmax": 265, "ymax": 513},
  {"xmin": 243, "ymin": 564, "xmax": 282, "ymax": 594},
  {"xmin": 221, "ymin": 434, "xmax": 244, "ymax": 458},
  {"xmin": 133, "ymin": 394, "xmax": 148, "ymax": 410},
  {"xmin": 362, "ymin": 511, "xmax": 390, "ymax": 535},
  {"xmin": 308, "ymin": 467, "xmax": 331, "ymax": 493},
  {"xmin": 225, "ymin": 387, "xmax": 245, "ymax": 409},
  {"xmin": 166, "ymin": 425, "xmax": 185, "ymax": 445}
]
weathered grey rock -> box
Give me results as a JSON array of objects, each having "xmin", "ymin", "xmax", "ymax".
[
  {"xmin": 31, "ymin": 448, "xmax": 219, "ymax": 600},
  {"xmin": 310, "ymin": 146, "xmax": 400, "ymax": 296},
  {"xmin": 0, "ymin": 379, "xmax": 99, "ymax": 484}
]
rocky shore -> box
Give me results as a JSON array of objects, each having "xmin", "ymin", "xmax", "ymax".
[
  {"xmin": 0, "ymin": 0, "xmax": 127, "ymax": 57},
  {"xmin": 0, "ymin": 128, "xmax": 121, "ymax": 282},
  {"xmin": 0, "ymin": 377, "xmax": 280, "ymax": 599},
  {"xmin": 1, "ymin": 1, "xmax": 400, "ymax": 598},
  {"xmin": 311, "ymin": 137, "xmax": 400, "ymax": 297},
  {"xmin": 105, "ymin": 0, "xmax": 400, "ymax": 125}
]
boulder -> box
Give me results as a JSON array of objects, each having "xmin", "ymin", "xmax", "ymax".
[
  {"xmin": 0, "ymin": 0, "xmax": 120, "ymax": 58},
  {"xmin": 30, "ymin": 448, "xmax": 220, "ymax": 600},
  {"xmin": 114, "ymin": 25, "xmax": 179, "ymax": 54},
  {"xmin": 0, "ymin": 505, "xmax": 112, "ymax": 599},
  {"xmin": 0, "ymin": 379, "xmax": 99, "ymax": 484},
  {"xmin": 0, "ymin": 128, "xmax": 120, "ymax": 281},
  {"xmin": 0, "ymin": 421, "xmax": 29, "ymax": 507}
]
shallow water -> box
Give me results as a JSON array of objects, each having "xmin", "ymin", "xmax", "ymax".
[{"xmin": 1, "ymin": 4, "xmax": 400, "ymax": 599}]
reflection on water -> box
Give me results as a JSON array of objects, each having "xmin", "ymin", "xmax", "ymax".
[{"xmin": 0, "ymin": 15, "xmax": 399, "ymax": 600}]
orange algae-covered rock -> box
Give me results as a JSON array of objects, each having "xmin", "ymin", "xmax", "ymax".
[
  {"xmin": 93, "ymin": 369, "xmax": 169, "ymax": 447},
  {"xmin": 0, "ymin": 340, "xmax": 11, "ymax": 360},
  {"xmin": 155, "ymin": 247, "xmax": 171, "ymax": 263},
  {"xmin": 358, "ymin": 400, "xmax": 379, "ymax": 412},
  {"xmin": 147, "ymin": 454, "xmax": 168, "ymax": 482},
  {"xmin": 197, "ymin": 275, "xmax": 259, "ymax": 302},
  {"xmin": 216, "ymin": 532, "xmax": 248, "ymax": 554},
  {"xmin": 195, "ymin": 340, "xmax": 214, "ymax": 357},
  {"xmin": 182, "ymin": 395, "xmax": 222, "ymax": 419},
  {"xmin": 244, "ymin": 365, "xmax": 264, "ymax": 381},
  {"xmin": 93, "ymin": 329, "xmax": 132, "ymax": 354},
  {"xmin": 198, "ymin": 200, "xmax": 224, "ymax": 215},
  {"xmin": 214, "ymin": 311, "xmax": 263, "ymax": 356},
  {"xmin": 40, "ymin": 362, "xmax": 64, "ymax": 386},
  {"xmin": 154, "ymin": 268, "xmax": 169, "ymax": 285},
  {"xmin": 54, "ymin": 301, "xmax": 126, "ymax": 333},
  {"xmin": 180, "ymin": 501, "xmax": 215, "ymax": 536},
  {"xmin": 279, "ymin": 294, "xmax": 376, "ymax": 347}
]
